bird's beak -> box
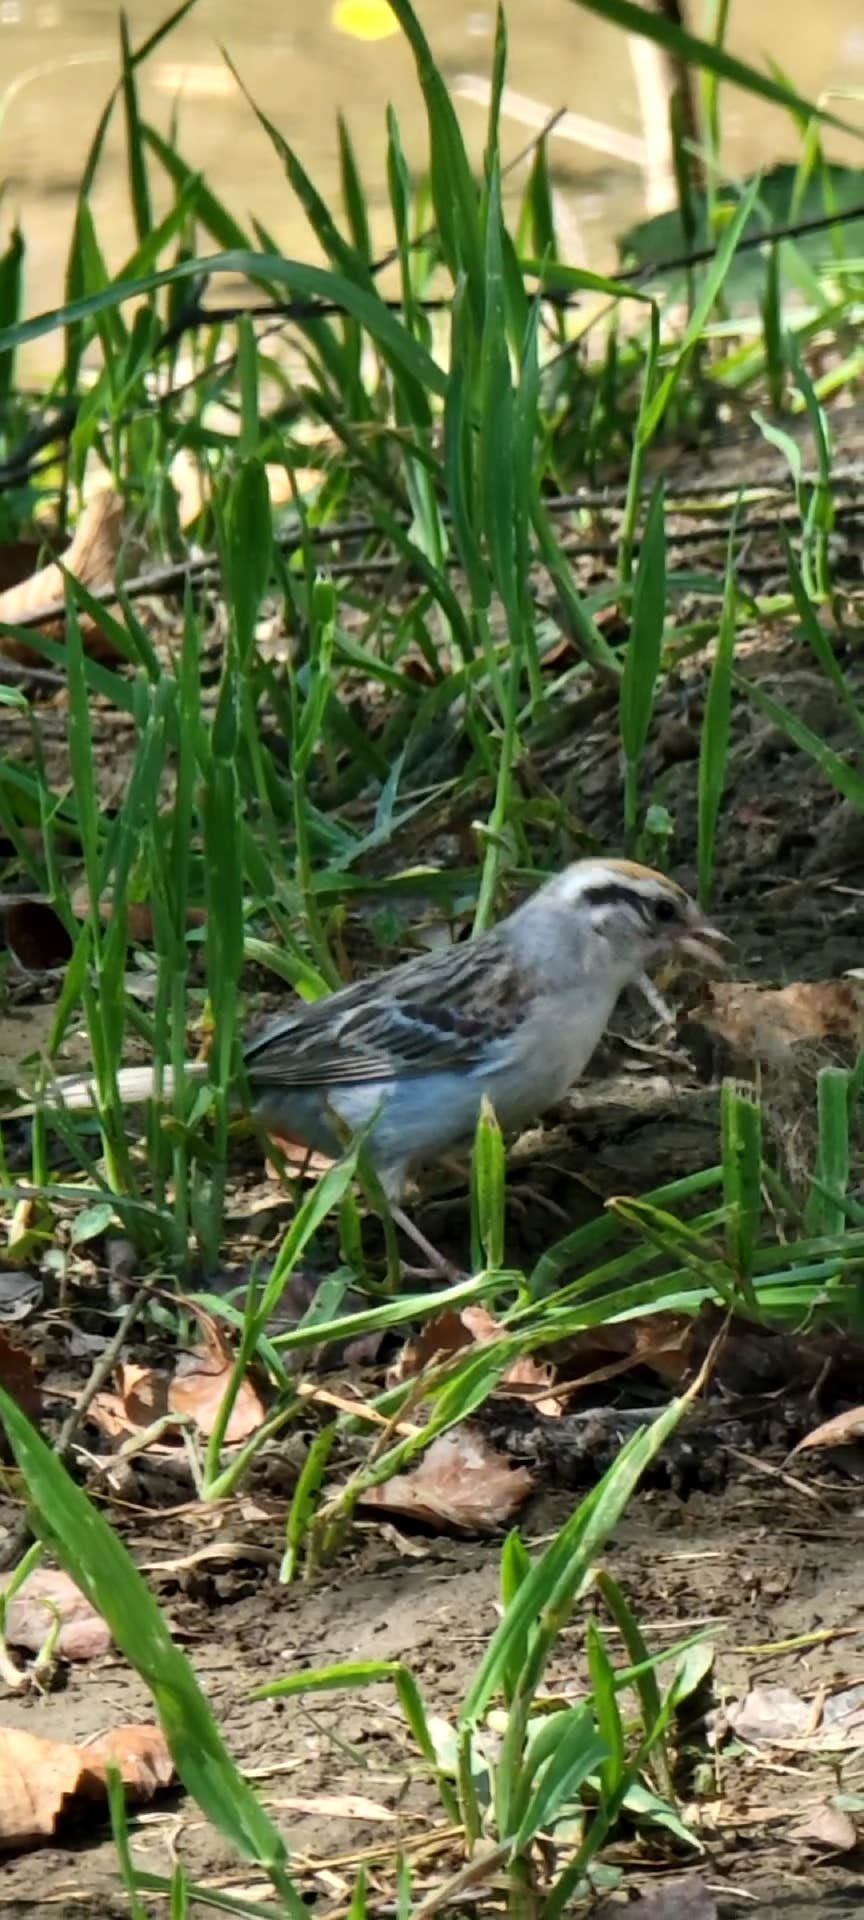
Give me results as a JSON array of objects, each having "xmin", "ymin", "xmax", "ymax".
[
  {"xmin": 676, "ymin": 911, "xmax": 732, "ymax": 969},
  {"xmin": 675, "ymin": 913, "xmax": 729, "ymax": 967}
]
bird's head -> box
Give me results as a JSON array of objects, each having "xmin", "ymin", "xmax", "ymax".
[{"xmin": 537, "ymin": 858, "xmax": 729, "ymax": 979}]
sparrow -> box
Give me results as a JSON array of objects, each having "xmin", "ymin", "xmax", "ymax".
[{"xmin": 36, "ymin": 860, "xmax": 727, "ymax": 1215}]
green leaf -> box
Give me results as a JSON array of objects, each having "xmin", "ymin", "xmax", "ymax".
[
  {"xmin": 697, "ymin": 510, "xmax": 740, "ymax": 903},
  {"xmin": 470, "ymin": 1096, "xmax": 506, "ymax": 1271},
  {"xmin": 570, "ymin": 0, "xmax": 859, "ymax": 135},
  {"xmin": 620, "ymin": 478, "xmax": 666, "ymax": 834},
  {"xmin": 0, "ymin": 1388, "xmax": 303, "ymax": 1909}
]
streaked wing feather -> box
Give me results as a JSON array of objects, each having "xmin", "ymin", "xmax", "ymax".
[{"xmin": 243, "ymin": 931, "xmax": 528, "ymax": 1088}]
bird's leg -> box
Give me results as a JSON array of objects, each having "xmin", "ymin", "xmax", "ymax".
[{"xmin": 388, "ymin": 1204, "xmax": 465, "ymax": 1284}]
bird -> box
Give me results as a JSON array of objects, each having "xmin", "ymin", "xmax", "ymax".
[{"xmin": 34, "ymin": 859, "xmax": 727, "ymax": 1263}]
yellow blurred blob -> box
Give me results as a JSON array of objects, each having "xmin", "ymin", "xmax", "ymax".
[{"xmin": 331, "ymin": 0, "xmax": 398, "ymax": 40}]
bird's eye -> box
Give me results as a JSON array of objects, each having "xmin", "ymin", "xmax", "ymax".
[{"xmin": 654, "ymin": 896, "xmax": 679, "ymax": 924}]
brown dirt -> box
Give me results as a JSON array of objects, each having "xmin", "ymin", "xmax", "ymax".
[{"xmin": 2, "ymin": 1474, "xmax": 864, "ymax": 1915}]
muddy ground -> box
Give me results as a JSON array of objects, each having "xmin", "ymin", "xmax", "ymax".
[{"xmin": 1, "ymin": 421, "xmax": 864, "ymax": 1914}]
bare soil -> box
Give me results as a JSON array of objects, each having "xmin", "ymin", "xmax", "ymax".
[{"xmin": 2, "ymin": 1477, "xmax": 864, "ymax": 1916}]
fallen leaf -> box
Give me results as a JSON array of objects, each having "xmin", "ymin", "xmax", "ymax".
[
  {"xmin": 90, "ymin": 1311, "xmax": 265, "ymax": 1449},
  {"xmin": 554, "ymin": 1313, "xmax": 693, "ymax": 1391},
  {"xmin": 360, "ymin": 1426, "xmax": 534, "ymax": 1534},
  {"xmin": 693, "ymin": 979, "xmax": 864, "ymax": 1061},
  {"xmin": 789, "ymin": 1804, "xmax": 858, "ymax": 1851},
  {"xmin": 395, "ymin": 1305, "xmax": 563, "ymax": 1415},
  {"xmin": 169, "ymin": 1309, "xmax": 266, "ymax": 1441},
  {"xmin": 791, "ymin": 1406, "xmax": 864, "ymax": 1456},
  {"xmin": 0, "ymin": 1329, "xmax": 42, "ymax": 1422},
  {"xmin": 70, "ymin": 887, "xmax": 207, "ymax": 945},
  {"xmin": 0, "ymin": 1568, "xmax": 111, "ymax": 1662},
  {"xmin": 0, "ymin": 491, "xmax": 125, "ymax": 664},
  {"xmin": 724, "ymin": 1683, "xmax": 813, "ymax": 1744},
  {"xmin": 722, "ymin": 1682, "xmax": 864, "ymax": 1753},
  {"xmin": 83, "ymin": 1723, "xmax": 175, "ymax": 1796},
  {"xmin": 265, "ymin": 1132, "xmax": 334, "ymax": 1179},
  {"xmin": 0, "ymin": 1722, "xmax": 173, "ymax": 1850}
]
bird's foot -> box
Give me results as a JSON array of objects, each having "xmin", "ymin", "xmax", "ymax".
[{"xmin": 389, "ymin": 1204, "xmax": 465, "ymax": 1284}]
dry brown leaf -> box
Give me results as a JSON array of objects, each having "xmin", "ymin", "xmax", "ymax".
[
  {"xmin": 90, "ymin": 1311, "xmax": 265, "ymax": 1449},
  {"xmin": 696, "ymin": 979, "xmax": 864, "ymax": 1060},
  {"xmin": 171, "ymin": 450, "xmax": 324, "ymax": 527},
  {"xmin": 0, "ymin": 1329, "xmax": 42, "ymax": 1424},
  {"xmin": 0, "ymin": 1569, "xmax": 110, "ymax": 1662},
  {"xmin": 0, "ymin": 491, "xmax": 125, "ymax": 664},
  {"xmin": 69, "ymin": 887, "xmax": 208, "ymax": 946},
  {"xmin": 791, "ymin": 1405, "xmax": 864, "ymax": 1456},
  {"xmin": 168, "ymin": 1309, "xmax": 266, "ymax": 1441},
  {"xmin": 723, "ymin": 1682, "xmax": 864, "ymax": 1753},
  {"xmin": 789, "ymin": 1804, "xmax": 858, "ymax": 1851},
  {"xmin": 265, "ymin": 1132, "xmax": 335, "ymax": 1179},
  {"xmin": 395, "ymin": 1305, "xmax": 563, "ymax": 1414},
  {"xmin": 556, "ymin": 1313, "xmax": 692, "ymax": 1391},
  {"xmin": 360, "ymin": 1426, "xmax": 534, "ymax": 1534},
  {"xmin": 82, "ymin": 1723, "xmax": 174, "ymax": 1796},
  {"xmin": 724, "ymin": 1683, "xmax": 814, "ymax": 1744},
  {"xmin": 0, "ymin": 1721, "xmax": 173, "ymax": 1851}
]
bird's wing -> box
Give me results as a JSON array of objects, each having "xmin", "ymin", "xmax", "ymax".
[{"xmin": 243, "ymin": 932, "xmax": 534, "ymax": 1088}]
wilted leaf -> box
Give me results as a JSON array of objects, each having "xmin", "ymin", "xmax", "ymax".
[
  {"xmin": 723, "ymin": 1683, "xmax": 813, "ymax": 1744},
  {"xmin": 168, "ymin": 1309, "xmax": 266, "ymax": 1442},
  {"xmin": 90, "ymin": 1312, "xmax": 265, "ymax": 1448},
  {"xmin": 693, "ymin": 979, "xmax": 864, "ymax": 1061},
  {"xmin": 276, "ymin": 1792, "xmax": 395, "ymax": 1821},
  {"xmin": 361, "ymin": 1426, "xmax": 534, "ymax": 1534},
  {"xmin": 265, "ymin": 1131, "xmax": 334, "ymax": 1179},
  {"xmin": 789, "ymin": 1804, "xmax": 858, "ymax": 1851},
  {"xmin": 721, "ymin": 1682, "xmax": 864, "ymax": 1752},
  {"xmin": 396, "ymin": 1305, "xmax": 563, "ymax": 1415},
  {"xmin": 0, "ymin": 1722, "xmax": 173, "ymax": 1850},
  {"xmin": 69, "ymin": 886, "xmax": 207, "ymax": 945},
  {"xmin": 0, "ymin": 1568, "xmax": 111, "ymax": 1662},
  {"xmin": 556, "ymin": 1313, "xmax": 693, "ymax": 1391},
  {"xmin": 0, "ymin": 490, "xmax": 125, "ymax": 664},
  {"xmin": 0, "ymin": 1330, "xmax": 42, "ymax": 1422},
  {"xmin": 791, "ymin": 1406, "xmax": 864, "ymax": 1456}
]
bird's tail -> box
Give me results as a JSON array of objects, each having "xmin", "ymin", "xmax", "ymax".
[{"xmin": 11, "ymin": 1061, "xmax": 208, "ymax": 1117}]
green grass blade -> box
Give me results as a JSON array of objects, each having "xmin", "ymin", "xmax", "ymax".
[
  {"xmin": 619, "ymin": 477, "xmax": 666, "ymax": 836},
  {"xmin": 120, "ymin": 10, "xmax": 153, "ymax": 242},
  {"xmin": 571, "ymin": 0, "xmax": 861, "ymax": 135},
  {"xmin": 697, "ymin": 507, "xmax": 740, "ymax": 903},
  {"xmin": 721, "ymin": 1080, "xmax": 761, "ymax": 1294},
  {"xmin": 0, "ymin": 1389, "xmax": 303, "ymax": 1909}
]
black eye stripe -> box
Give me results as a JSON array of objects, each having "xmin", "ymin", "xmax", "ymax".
[{"xmin": 581, "ymin": 883, "xmax": 680, "ymax": 925}]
